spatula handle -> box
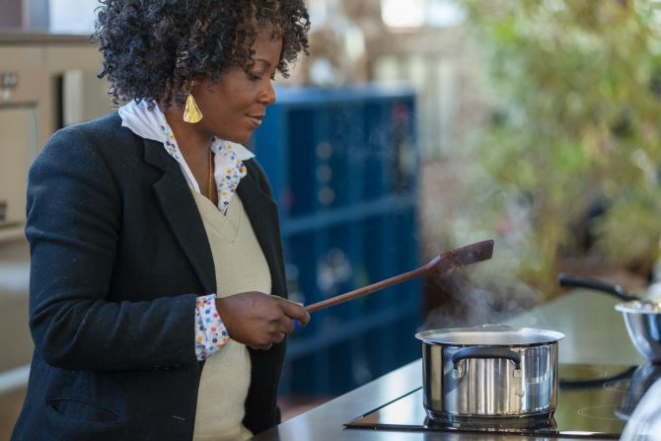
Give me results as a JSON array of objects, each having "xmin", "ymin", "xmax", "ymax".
[{"xmin": 304, "ymin": 266, "xmax": 428, "ymax": 313}]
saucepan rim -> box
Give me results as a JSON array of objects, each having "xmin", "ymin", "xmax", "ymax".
[
  {"xmin": 615, "ymin": 300, "xmax": 661, "ymax": 314},
  {"xmin": 416, "ymin": 325, "xmax": 565, "ymax": 346}
]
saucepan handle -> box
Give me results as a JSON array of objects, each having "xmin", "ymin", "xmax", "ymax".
[
  {"xmin": 451, "ymin": 346, "xmax": 521, "ymax": 370},
  {"xmin": 557, "ymin": 273, "xmax": 638, "ymax": 302}
]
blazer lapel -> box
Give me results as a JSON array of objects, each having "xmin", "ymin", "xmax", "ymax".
[
  {"xmin": 237, "ymin": 163, "xmax": 287, "ymax": 299},
  {"xmin": 143, "ymin": 139, "xmax": 216, "ymax": 294}
]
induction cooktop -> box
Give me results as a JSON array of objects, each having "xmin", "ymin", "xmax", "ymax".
[{"xmin": 345, "ymin": 363, "xmax": 660, "ymax": 438}]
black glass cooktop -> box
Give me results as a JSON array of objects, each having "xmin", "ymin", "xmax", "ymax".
[{"xmin": 346, "ymin": 363, "xmax": 661, "ymax": 438}]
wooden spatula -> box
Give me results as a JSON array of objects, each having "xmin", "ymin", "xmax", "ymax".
[{"xmin": 304, "ymin": 239, "xmax": 495, "ymax": 313}]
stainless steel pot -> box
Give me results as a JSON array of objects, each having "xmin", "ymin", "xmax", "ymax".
[
  {"xmin": 416, "ymin": 324, "xmax": 564, "ymax": 420},
  {"xmin": 558, "ymin": 273, "xmax": 661, "ymax": 363}
]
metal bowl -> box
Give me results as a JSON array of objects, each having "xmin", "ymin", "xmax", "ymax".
[{"xmin": 615, "ymin": 301, "xmax": 661, "ymax": 363}]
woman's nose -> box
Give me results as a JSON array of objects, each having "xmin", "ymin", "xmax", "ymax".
[{"xmin": 259, "ymin": 80, "xmax": 276, "ymax": 106}]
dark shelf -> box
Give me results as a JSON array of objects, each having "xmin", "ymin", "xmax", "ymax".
[
  {"xmin": 281, "ymin": 195, "xmax": 415, "ymax": 235},
  {"xmin": 286, "ymin": 302, "xmax": 421, "ymax": 360},
  {"xmin": 252, "ymin": 84, "xmax": 421, "ymax": 395}
]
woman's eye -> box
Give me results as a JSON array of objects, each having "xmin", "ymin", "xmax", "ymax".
[{"xmin": 248, "ymin": 73, "xmax": 262, "ymax": 81}]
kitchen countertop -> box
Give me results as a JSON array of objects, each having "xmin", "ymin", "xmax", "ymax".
[
  {"xmin": 0, "ymin": 231, "xmax": 645, "ymax": 440},
  {"xmin": 251, "ymin": 290, "xmax": 643, "ymax": 440}
]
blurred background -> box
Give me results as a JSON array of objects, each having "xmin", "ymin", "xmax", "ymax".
[{"xmin": 3, "ymin": 0, "xmax": 661, "ymax": 437}]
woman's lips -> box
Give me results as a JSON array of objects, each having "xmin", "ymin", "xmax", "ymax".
[{"xmin": 246, "ymin": 115, "xmax": 264, "ymax": 129}]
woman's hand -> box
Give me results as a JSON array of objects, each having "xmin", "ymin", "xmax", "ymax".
[{"xmin": 216, "ymin": 292, "xmax": 310, "ymax": 350}]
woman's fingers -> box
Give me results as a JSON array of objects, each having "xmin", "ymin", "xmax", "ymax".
[
  {"xmin": 218, "ymin": 292, "xmax": 311, "ymax": 350},
  {"xmin": 251, "ymin": 331, "xmax": 284, "ymax": 350},
  {"xmin": 279, "ymin": 299, "xmax": 310, "ymax": 326},
  {"xmin": 279, "ymin": 318, "xmax": 295, "ymax": 334}
]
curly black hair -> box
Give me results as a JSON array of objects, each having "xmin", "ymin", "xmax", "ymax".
[{"xmin": 93, "ymin": 0, "xmax": 310, "ymax": 107}]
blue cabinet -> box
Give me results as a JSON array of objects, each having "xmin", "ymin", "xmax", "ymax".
[{"xmin": 250, "ymin": 83, "xmax": 422, "ymax": 396}]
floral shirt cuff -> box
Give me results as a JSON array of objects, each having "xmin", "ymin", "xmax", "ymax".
[{"xmin": 195, "ymin": 294, "xmax": 230, "ymax": 361}]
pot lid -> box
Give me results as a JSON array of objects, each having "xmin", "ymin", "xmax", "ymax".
[{"xmin": 415, "ymin": 324, "xmax": 565, "ymax": 346}]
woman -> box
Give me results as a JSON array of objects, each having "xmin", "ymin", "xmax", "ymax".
[{"xmin": 11, "ymin": 1, "xmax": 311, "ymax": 440}]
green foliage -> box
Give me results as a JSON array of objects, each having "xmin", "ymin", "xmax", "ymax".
[{"xmin": 458, "ymin": 0, "xmax": 661, "ymax": 291}]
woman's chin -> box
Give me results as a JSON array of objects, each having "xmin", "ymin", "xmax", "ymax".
[{"xmin": 222, "ymin": 132, "xmax": 251, "ymax": 144}]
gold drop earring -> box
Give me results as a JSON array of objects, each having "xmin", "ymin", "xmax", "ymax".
[{"xmin": 183, "ymin": 94, "xmax": 203, "ymax": 123}]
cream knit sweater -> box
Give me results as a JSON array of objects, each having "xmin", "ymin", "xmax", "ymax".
[{"xmin": 192, "ymin": 191, "xmax": 272, "ymax": 441}]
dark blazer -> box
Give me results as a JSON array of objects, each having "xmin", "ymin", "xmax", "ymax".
[{"xmin": 11, "ymin": 113, "xmax": 288, "ymax": 441}]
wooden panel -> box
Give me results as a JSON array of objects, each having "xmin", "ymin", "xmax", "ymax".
[
  {"xmin": 0, "ymin": 239, "xmax": 31, "ymax": 371},
  {"xmin": 0, "ymin": 68, "xmax": 54, "ymax": 148},
  {"xmin": 44, "ymin": 44, "xmax": 102, "ymax": 72},
  {"xmin": 0, "ymin": 46, "xmax": 45, "ymax": 69},
  {"xmin": 0, "ymin": 386, "xmax": 27, "ymax": 440},
  {"xmin": 0, "ymin": 106, "xmax": 35, "ymax": 226}
]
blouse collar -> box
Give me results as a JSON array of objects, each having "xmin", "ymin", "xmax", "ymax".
[{"xmin": 118, "ymin": 99, "xmax": 255, "ymax": 162}]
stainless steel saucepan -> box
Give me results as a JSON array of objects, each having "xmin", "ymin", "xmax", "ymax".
[
  {"xmin": 416, "ymin": 324, "xmax": 564, "ymax": 421},
  {"xmin": 558, "ymin": 273, "xmax": 661, "ymax": 363}
]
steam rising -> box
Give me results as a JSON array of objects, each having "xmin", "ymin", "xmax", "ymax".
[{"xmin": 421, "ymin": 269, "xmax": 542, "ymax": 331}]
